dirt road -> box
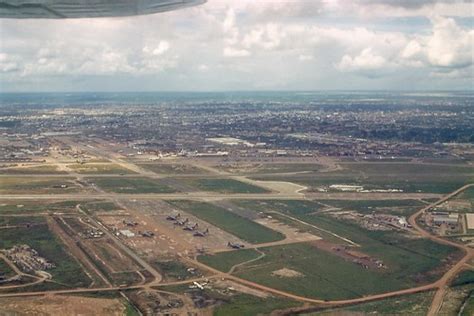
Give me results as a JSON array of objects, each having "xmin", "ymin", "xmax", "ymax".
[{"xmin": 407, "ymin": 184, "xmax": 474, "ymax": 316}]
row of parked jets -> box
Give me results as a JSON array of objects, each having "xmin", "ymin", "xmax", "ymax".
[
  {"xmin": 166, "ymin": 213, "xmax": 209, "ymax": 237},
  {"xmin": 166, "ymin": 213, "xmax": 245, "ymax": 249}
]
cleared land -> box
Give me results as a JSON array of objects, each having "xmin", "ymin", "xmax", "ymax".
[
  {"xmin": 168, "ymin": 201, "xmax": 284, "ymax": 244},
  {"xmin": 90, "ymin": 177, "xmax": 178, "ymax": 194},
  {"xmin": 0, "ymin": 295, "xmax": 126, "ymax": 315},
  {"xmin": 177, "ymin": 179, "xmax": 270, "ymax": 194}
]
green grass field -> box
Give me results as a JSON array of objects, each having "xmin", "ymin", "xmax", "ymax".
[
  {"xmin": 200, "ymin": 241, "xmax": 452, "ymax": 300},
  {"xmin": 0, "ymin": 177, "xmax": 81, "ymax": 194},
  {"xmin": 90, "ymin": 177, "xmax": 177, "ymax": 194},
  {"xmin": 340, "ymin": 162, "xmax": 474, "ymax": 175},
  {"xmin": 0, "ymin": 258, "xmax": 16, "ymax": 278},
  {"xmin": 198, "ymin": 249, "xmax": 261, "ymax": 272},
  {"xmin": 179, "ymin": 179, "xmax": 270, "ymax": 194},
  {"xmin": 152, "ymin": 260, "xmax": 203, "ymax": 281},
  {"xmin": 458, "ymin": 187, "xmax": 474, "ymax": 201},
  {"xmin": 213, "ymin": 293, "xmax": 299, "ymax": 316},
  {"xmin": 251, "ymin": 162, "xmax": 473, "ymax": 194},
  {"xmin": 461, "ymin": 293, "xmax": 474, "ymax": 316},
  {"xmin": 168, "ymin": 201, "xmax": 284, "ymax": 244},
  {"xmin": 137, "ymin": 163, "xmax": 208, "ymax": 174},
  {"xmin": 452, "ymin": 270, "xmax": 474, "ymax": 287},
  {"xmin": 81, "ymin": 201, "xmax": 120, "ymax": 213},
  {"xmin": 234, "ymin": 200, "xmax": 460, "ymax": 289},
  {"xmin": 0, "ymin": 220, "xmax": 91, "ymax": 288},
  {"xmin": 68, "ymin": 163, "xmax": 134, "ymax": 174},
  {"xmin": 0, "ymin": 200, "xmax": 82, "ymax": 214}
]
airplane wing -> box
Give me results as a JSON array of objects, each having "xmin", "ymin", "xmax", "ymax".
[{"xmin": 0, "ymin": 0, "xmax": 206, "ymax": 19}]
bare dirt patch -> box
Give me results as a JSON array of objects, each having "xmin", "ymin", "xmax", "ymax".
[
  {"xmin": 0, "ymin": 295, "xmax": 125, "ymax": 316},
  {"xmin": 272, "ymin": 268, "xmax": 303, "ymax": 278},
  {"xmin": 254, "ymin": 217, "xmax": 321, "ymax": 243},
  {"xmin": 252, "ymin": 180, "xmax": 307, "ymax": 194}
]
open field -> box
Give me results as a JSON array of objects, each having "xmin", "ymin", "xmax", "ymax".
[
  {"xmin": 234, "ymin": 200, "xmax": 461, "ymax": 285},
  {"xmin": 0, "ymin": 177, "xmax": 83, "ymax": 194},
  {"xmin": 460, "ymin": 293, "xmax": 474, "ymax": 316},
  {"xmin": 310, "ymin": 290, "xmax": 434, "ymax": 315},
  {"xmin": 0, "ymin": 200, "xmax": 81, "ymax": 214},
  {"xmin": 53, "ymin": 215, "xmax": 145, "ymax": 287},
  {"xmin": 67, "ymin": 163, "xmax": 135, "ymax": 174},
  {"xmin": 178, "ymin": 178, "xmax": 270, "ymax": 194},
  {"xmin": 136, "ymin": 163, "xmax": 208, "ymax": 174},
  {"xmin": 0, "ymin": 258, "xmax": 16, "ymax": 278},
  {"xmin": 452, "ymin": 270, "xmax": 474, "ymax": 287},
  {"xmin": 168, "ymin": 200, "xmax": 284, "ymax": 244},
  {"xmin": 0, "ymin": 216, "xmax": 46, "ymax": 227},
  {"xmin": 152, "ymin": 259, "xmax": 204, "ymax": 282},
  {"xmin": 90, "ymin": 177, "xmax": 178, "ymax": 194},
  {"xmin": 202, "ymin": 242, "xmax": 437, "ymax": 300},
  {"xmin": 317, "ymin": 199, "xmax": 425, "ymax": 215},
  {"xmin": 341, "ymin": 162, "xmax": 474, "ymax": 175},
  {"xmin": 0, "ymin": 219, "xmax": 91, "ymax": 289},
  {"xmin": 216, "ymin": 163, "xmax": 324, "ymax": 174},
  {"xmin": 81, "ymin": 201, "xmax": 121, "ymax": 213},
  {"xmin": 252, "ymin": 162, "xmax": 474, "ymax": 194},
  {"xmin": 198, "ymin": 249, "xmax": 261, "ymax": 272},
  {"xmin": 213, "ymin": 293, "xmax": 300, "ymax": 316},
  {"xmin": 0, "ymin": 165, "xmax": 67, "ymax": 174},
  {"xmin": 437, "ymin": 283, "xmax": 473, "ymax": 316},
  {"xmin": 458, "ymin": 187, "xmax": 474, "ymax": 200}
]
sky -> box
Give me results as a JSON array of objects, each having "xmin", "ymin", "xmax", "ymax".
[{"xmin": 0, "ymin": 0, "xmax": 473, "ymax": 92}]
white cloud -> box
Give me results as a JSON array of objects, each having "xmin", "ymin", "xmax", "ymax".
[
  {"xmin": 223, "ymin": 47, "xmax": 251, "ymax": 57},
  {"xmin": 399, "ymin": 16, "xmax": 473, "ymax": 71},
  {"xmin": 299, "ymin": 54, "xmax": 314, "ymax": 61},
  {"xmin": 425, "ymin": 16, "xmax": 473, "ymax": 68},
  {"xmin": 0, "ymin": 0, "xmax": 472, "ymax": 91},
  {"xmin": 0, "ymin": 53, "xmax": 19, "ymax": 73},
  {"xmin": 143, "ymin": 40, "xmax": 171, "ymax": 56},
  {"xmin": 337, "ymin": 48, "xmax": 389, "ymax": 75}
]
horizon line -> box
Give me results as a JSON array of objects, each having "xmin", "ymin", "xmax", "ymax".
[{"xmin": 0, "ymin": 89, "xmax": 473, "ymax": 94}]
